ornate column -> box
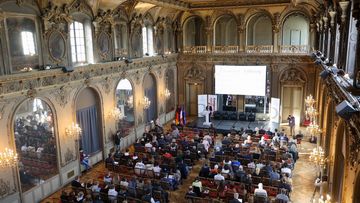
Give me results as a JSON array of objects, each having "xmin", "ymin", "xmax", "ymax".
[
  {"xmin": 272, "ymin": 13, "xmax": 280, "ymax": 53},
  {"xmin": 338, "ymin": 1, "xmax": 350, "ymax": 69},
  {"xmin": 238, "ymin": 26, "xmax": 245, "ymax": 52},
  {"xmin": 205, "ymin": 16, "xmax": 213, "ymax": 52},
  {"xmin": 323, "ymin": 15, "xmax": 329, "ymax": 57},
  {"xmin": 238, "ymin": 14, "xmax": 246, "ymax": 52},
  {"xmin": 329, "ymin": 10, "xmax": 337, "ymax": 61},
  {"xmin": 353, "ymin": 3, "xmax": 360, "ymax": 88},
  {"xmin": 319, "ymin": 19, "xmax": 324, "ymax": 52}
]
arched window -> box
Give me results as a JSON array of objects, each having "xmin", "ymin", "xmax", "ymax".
[
  {"xmin": 14, "ymin": 98, "xmax": 58, "ymax": 192},
  {"xmin": 69, "ymin": 13, "xmax": 94, "ymax": 65},
  {"xmin": 70, "ymin": 21, "xmax": 86, "ymax": 63},
  {"xmin": 142, "ymin": 25, "xmax": 154, "ymax": 56},
  {"xmin": 114, "ymin": 20, "xmax": 128, "ymax": 57}
]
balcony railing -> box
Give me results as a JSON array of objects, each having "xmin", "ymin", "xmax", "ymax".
[
  {"xmin": 245, "ymin": 45, "xmax": 273, "ymax": 53},
  {"xmin": 181, "ymin": 45, "xmax": 310, "ymax": 54},
  {"xmin": 183, "ymin": 46, "xmax": 207, "ymax": 53},
  {"xmin": 279, "ymin": 45, "xmax": 309, "ymax": 54},
  {"xmin": 213, "ymin": 46, "xmax": 239, "ymax": 53}
]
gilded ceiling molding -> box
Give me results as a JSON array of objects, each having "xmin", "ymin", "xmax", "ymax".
[{"xmin": 66, "ymin": 0, "xmax": 94, "ymax": 19}]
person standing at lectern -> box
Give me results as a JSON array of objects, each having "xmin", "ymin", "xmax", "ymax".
[{"xmin": 206, "ymin": 103, "xmax": 213, "ymax": 122}]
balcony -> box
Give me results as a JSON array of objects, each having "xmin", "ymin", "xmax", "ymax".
[{"xmin": 181, "ymin": 45, "xmax": 310, "ymax": 55}]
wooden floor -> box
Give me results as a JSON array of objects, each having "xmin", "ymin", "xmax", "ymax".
[{"xmin": 41, "ymin": 125, "xmax": 319, "ymax": 203}]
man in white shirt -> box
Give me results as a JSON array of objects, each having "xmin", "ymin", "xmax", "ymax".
[
  {"xmin": 108, "ymin": 185, "xmax": 118, "ymax": 200},
  {"xmin": 135, "ymin": 160, "xmax": 146, "ymax": 175},
  {"xmin": 214, "ymin": 173, "xmax": 225, "ymax": 181},
  {"xmin": 254, "ymin": 183, "xmax": 268, "ymax": 198},
  {"xmin": 281, "ymin": 166, "xmax": 292, "ymax": 177},
  {"xmin": 145, "ymin": 142, "xmax": 153, "ymax": 152}
]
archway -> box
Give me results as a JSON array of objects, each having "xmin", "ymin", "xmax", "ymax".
[
  {"xmin": 183, "ymin": 16, "xmax": 206, "ymax": 47},
  {"xmin": 75, "ymin": 87, "xmax": 103, "ymax": 164},
  {"xmin": 115, "ymin": 79, "xmax": 135, "ymax": 135},
  {"xmin": 14, "ymin": 98, "xmax": 58, "ymax": 192},
  {"xmin": 143, "ymin": 73, "xmax": 157, "ymax": 122},
  {"xmin": 246, "ymin": 14, "xmax": 272, "ymax": 45},
  {"xmin": 331, "ymin": 121, "xmax": 345, "ymax": 202},
  {"xmin": 214, "ymin": 15, "xmax": 238, "ymax": 46},
  {"xmin": 282, "ymin": 14, "xmax": 309, "ymax": 46},
  {"xmin": 280, "ymin": 68, "xmax": 306, "ymax": 125}
]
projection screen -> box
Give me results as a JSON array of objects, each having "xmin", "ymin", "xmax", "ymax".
[{"xmin": 215, "ymin": 65, "xmax": 267, "ymax": 96}]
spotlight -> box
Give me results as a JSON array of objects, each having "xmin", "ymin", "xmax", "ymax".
[
  {"xmin": 114, "ymin": 56, "xmax": 126, "ymax": 61},
  {"xmin": 320, "ymin": 69, "xmax": 330, "ymax": 79},
  {"xmin": 315, "ymin": 58, "xmax": 322, "ymax": 65},
  {"xmin": 124, "ymin": 58, "xmax": 133, "ymax": 64},
  {"xmin": 336, "ymin": 100, "xmax": 357, "ymax": 120}
]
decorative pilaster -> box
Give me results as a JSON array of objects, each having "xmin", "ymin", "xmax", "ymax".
[
  {"xmin": 329, "ymin": 10, "xmax": 337, "ymax": 60},
  {"xmin": 310, "ymin": 18, "xmax": 317, "ymax": 51},
  {"xmin": 319, "ymin": 19, "xmax": 324, "ymax": 52},
  {"xmin": 272, "ymin": 13, "xmax": 280, "ymax": 53},
  {"xmin": 205, "ymin": 16, "xmax": 213, "ymax": 53},
  {"xmin": 237, "ymin": 14, "xmax": 246, "ymax": 52},
  {"xmin": 323, "ymin": 15, "xmax": 329, "ymax": 57},
  {"xmin": 338, "ymin": 1, "xmax": 350, "ymax": 69}
]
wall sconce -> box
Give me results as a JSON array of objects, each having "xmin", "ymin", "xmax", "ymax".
[
  {"xmin": 65, "ymin": 122, "xmax": 82, "ymax": 139},
  {"xmin": 143, "ymin": 96, "xmax": 151, "ymax": 110},
  {"xmin": 108, "ymin": 107, "xmax": 124, "ymax": 120},
  {"xmin": 0, "ymin": 148, "xmax": 18, "ymax": 168},
  {"xmin": 164, "ymin": 88, "xmax": 171, "ymax": 99}
]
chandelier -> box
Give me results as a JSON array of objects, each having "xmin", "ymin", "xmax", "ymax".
[
  {"xmin": 109, "ymin": 107, "xmax": 124, "ymax": 120},
  {"xmin": 312, "ymin": 194, "xmax": 332, "ymax": 203},
  {"xmin": 143, "ymin": 96, "xmax": 151, "ymax": 109},
  {"xmin": 0, "ymin": 148, "xmax": 18, "ymax": 168},
  {"xmin": 309, "ymin": 146, "xmax": 328, "ymax": 167},
  {"xmin": 65, "ymin": 122, "xmax": 82, "ymax": 139},
  {"xmin": 305, "ymin": 94, "xmax": 316, "ymax": 107},
  {"xmin": 164, "ymin": 88, "xmax": 171, "ymax": 99}
]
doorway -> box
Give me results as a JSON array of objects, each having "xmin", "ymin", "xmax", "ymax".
[
  {"xmin": 186, "ymin": 82, "xmax": 203, "ymax": 116},
  {"xmin": 281, "ymin": 85, "xmax": 303, "ymax": 124}
]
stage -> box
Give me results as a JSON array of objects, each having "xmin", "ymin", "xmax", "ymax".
[{"xmin": 186, "ymin": 117, "xmax": 279, "ymax": 134}]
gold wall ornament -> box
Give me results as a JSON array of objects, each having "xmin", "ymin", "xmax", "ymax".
[
  {"xmin": 52, "ymin": 85, "xmax": 72, "ymax": 108},
  {"xmin": 64, "ymin": 147, "xmax": 75, "ymax": 165}
]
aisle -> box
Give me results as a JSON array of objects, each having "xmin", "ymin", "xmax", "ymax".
[{"xmin": 291, "ymin": 141, "xmax": 319, "ymax": 203}]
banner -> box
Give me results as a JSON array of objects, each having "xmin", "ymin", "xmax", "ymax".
[
  {"xmin": 270, "ymin": 97, "xmax": 280, "ymax": 123},
  {"xmin": 208, "ymin": 95, "xmax": 218, "ymax": 112},
  {"xmin": 198, "ymin": 95, "xmax": 208, "ymax": 117}
]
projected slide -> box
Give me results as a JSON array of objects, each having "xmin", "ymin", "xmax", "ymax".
[{"xmin": 215, "ymin": 65, "xmax": 267, "ymax": 96}]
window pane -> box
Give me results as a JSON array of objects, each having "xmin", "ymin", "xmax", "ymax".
[{"xmin": 21, "ymin": 31, "xmax": 36, "ymax": 56}]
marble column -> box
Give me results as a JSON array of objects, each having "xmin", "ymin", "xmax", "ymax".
[
  {"xmin": 310, "ymin": 22, "xmax": 317, "ymax": 51},
  {"xmin": 353, "ymin": 14, "xmax": 360, "ymax": 87},
  {"xmin": 238, "ymin": 26, "xmax": 245, "ymax": 52}
]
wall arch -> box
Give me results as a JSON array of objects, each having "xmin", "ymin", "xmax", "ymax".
[
  {"xmin": 246, "ymin": 14, "xmax": 273, "ymax": 45},
  {"xmin": 213, "ymin": 15, "xmax": 238, "ymax": 46},
  {"xmin": 142, "ymin": 73, "xmax": 158, "ymax": 122},
  {"xmin": 182, "ymin": 16, "xmax": 206, "ymax": 47},
  {"xmin": 74, "ymin": 87, "xmax": 103, "ymax": 161},
  {"xmin": 281, "ymin": 12, "xmax": 310, "ymax": 46},
  {"xmin": 11, "ymin": 97, "xmax": 60, "ymax": 192},
  {"xmin": 115, "ymin": 78, "xmax": 135, "ymax": 136}
]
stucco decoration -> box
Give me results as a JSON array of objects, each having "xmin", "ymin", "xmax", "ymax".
[
  {"xmin": 280, "ymin": 68, "xmax": 306, "ymax": 83},
  {"xmin": 100, "ymin": 76, "xmax": 113, "ymax": 94},
  {"xmin": 184, "ymin": 65, "xmax": 205, "ymax": 81},
  {"xmin": 52, "ymin": 85, "xmax": 72, "ymax": 108}
]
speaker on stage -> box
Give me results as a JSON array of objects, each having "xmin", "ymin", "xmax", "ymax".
[{"xmin": 336, "ymin": 100, "xmax": 357, "ymax": 120}]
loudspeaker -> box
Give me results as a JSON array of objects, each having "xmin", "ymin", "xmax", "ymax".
[
  {"xmin": 62, "ymin": 66, "xmax": 74, "ymax": 73},
  {"xmin": 336, "ymin": 100, "xmax": 356, "ymax": 120},
  {"xmin": 320, "ymin": 70, "xmax": 330, "ymax": 79}
]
